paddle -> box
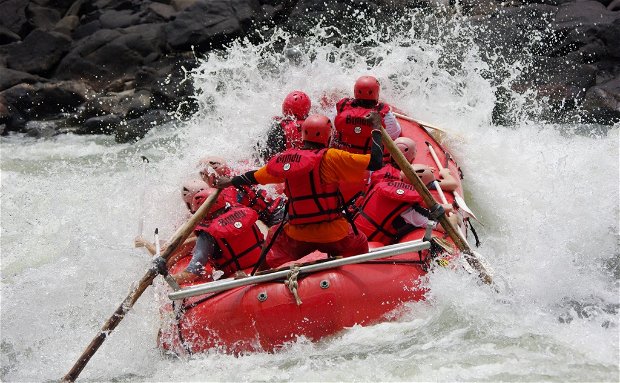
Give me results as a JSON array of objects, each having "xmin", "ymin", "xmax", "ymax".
[
  {"xmin": 393, "ymin": 112, "xmax": 446, "ymax": 133},
  {"xmin": 425, "ymin": 142, "xmax": 481, "ymax": 223},
  {"xmin": 137, "ymin": 156, "xmax": 149, "ymax": 237},
  {"xmin": 62, "ymin": 188, "xmax": 222, "ymax": 382},
  {"xmin": 379, "ymin": 127, "xmax": 493, "ymax": 285}
]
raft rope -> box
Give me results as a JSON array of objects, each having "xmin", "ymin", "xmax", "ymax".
[
  {"xmin": 466, "ymin": 218, "xmax": 481, "ymax": 247},
  {"xmin": 284, "ymin": 265, "xmax": 303, "ymax": 305}
]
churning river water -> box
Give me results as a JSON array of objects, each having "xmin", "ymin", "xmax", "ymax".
[{"xmin": 1, "ymin": 15, "xmax": 618, "ymax": 382}]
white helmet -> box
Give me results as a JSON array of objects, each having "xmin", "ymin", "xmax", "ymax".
[
  {"xmin": 197, "ymin": 156, "xmax": 230, "ymax": 176},
  {"xmin": 181, "ymin": 178, "xmax": 209, "ymax": 210},
  {"xmin": 394, "ymin": 137, "xmax": 417, "ymax": 163},
  {"xmin": 402, "ymin": 164, "xmax": 436, "ymax": 186}
]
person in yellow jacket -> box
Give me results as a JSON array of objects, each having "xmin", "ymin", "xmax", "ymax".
[{"xmin": 216, "ymin": 113, "xmax": 384, "ymax": 268}]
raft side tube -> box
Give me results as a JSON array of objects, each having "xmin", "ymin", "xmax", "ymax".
[{"xmin": 168, "ymin": 239, "xmax": 431, "ymax": 300}]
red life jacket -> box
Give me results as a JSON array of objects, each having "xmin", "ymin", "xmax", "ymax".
[
  {"xmin": 354, "ymin": 180, "xmax": 423, "ymax": 244},
  {"xmin": 369, "ymin": 163, "xmax": 401, "ymax": 186},
  {"xmin": 220, "ymin": 186, "xmax": 240, "ymax": 206},
  {"xmin": 266, "ymin": 148, "xmax": 342, "ymax": 225},
  {"xmin": 237, "ymin": 185, "xmax": 284, "ymax": 219},
  {"xmin": 196, "ymin": 207, "xmax": 263, "ymax": 275},
  {"xmin": 333, "ymin": 98, "xmax": 390, "ymax": 154},
  {"xmin": 278, "ymin": 117, "xmax": 304, "ymax": 150}
]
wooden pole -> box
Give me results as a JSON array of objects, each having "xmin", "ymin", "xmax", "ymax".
[
  {"xmin": 393, "ymin": 112, "xmax": 445, "ymax": 133},
  {"xmin": 425, "ymin": 142, "xmax": 480, "ymax": 222},
  {"xmin": 379, "ymin": 127, "xmax": 493, "ymax": 285},
  {"xmin": 62, "ymin": 189, "xmax": 222, "ymax": 382}
]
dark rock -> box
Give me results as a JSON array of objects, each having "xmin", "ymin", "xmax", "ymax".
[
  {"xmin": 0, "ymin": 25, "xmax": 21, "ymax": 45},
  {"xmin": 78, "ymin": 114, "xmax": 121, "ymax": 134},
  {"xmin": 99, "ymin": 9, "xmax": 141, "ymax": 29},
  {"xmin": 582, "ymin": 76, "xmax": 620, "ymax": 123},
  {"xmin": 82, "ymin": 88, "xmax": 151, "ymax": 119},
  {"xmin": 1, "ymin": 81, "xmax": 93, "ymax": 120},
  {"xmin": 56, "ymin": 24, "xmax": 164, "ymax": 88},
  {"xmin": 89, "ymin": 89, "xmax": 135, "ymax": 117},
  {"xmin": 146, "ymin": 2, "xmax": 177, "ymax": 21},
  {"xmin": 1, "ymin": 84, "xmax": 36, "ymax": 119},
  {"xmin": 134, "ymin": 65, "xmax": 159, "ymax": 90},
  {"xmin": 470, "ymin": 4, "xmax": 558, "ymax": 61},
  {"xmin": 24, "ymin": 120, "xmax": 59, "ymax": 138},
  {"xmin": 165, "ymin": 0, "xmax": 261, "ymax": 50},
  {"xmin": 53, "ymin": 15, "xmax": 80, "ymax": 36},
  {"xmin": 126, "ymin": 90, "xmax": 152, "ymax": 118},
  {"xmin": 6, "ymin": 29, "xmax": 71, "ymax": 75},
  {"xmin": 0, "ymin": 95, "xmax": 9, "ymax": 123},
  {"xmin": 0, "ymin": 68, "xmax": 46, "ymax": 91},
  {"xmin": 171, "ymin": 0, "xmax": 199, "ymax": 11},
  {"xmin": 26, "ymin": 4, "xmax": 61, "ymax": 31},
  {"xmin": 72, "ymin": 20, "xmax": 103, "ymax": 40},
  {"xmin": 0, "ymin": 0, "xmax": 31, "ymax": 37},
  {"xmin": 524, "ymin": 57, "xmax": 598, "ymax": 89},
  {"xmin": 67, "ymin": 97, "xmax": 114, "ymax": 125},
  {"xmin": 5, "ymin": 109, "xmax": 27, "ymax": 133},
  {"xmin": 34, "ymin": 0, "xmax": 78, "ymax": 13},
  {"xmin": 602, "ymin": 18, "xmax": 620, "ymax": 59},
  {"xmin": 64, "ymin": 0, "xmax": 87, "ymax": 16},
  {"xmin": 119, "ymin": 23, "xmax": 165, "ymax": 58},
  {"xmin": 151, "ymin": 58, "xmax": 198, "ymax": 116},
  {"xmin": 553, "ymin": 1, "xmax": 619, "ymax": 29},
  {"xmin": 115, "ymin": 109, "xmax": 169, "ymax": 143},
  {"xmin": 258, "ymin": 4, "xmax": 282, "ymax": 21},
  {"xmin": 104, "ymin": 77, "xmax": 134, "ymax": 92},
  {"xmin": 93, "ymin": 0, "xmax": 141, "ymax": 11}
]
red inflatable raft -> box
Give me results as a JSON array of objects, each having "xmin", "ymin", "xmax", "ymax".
[{"xmin": 158, "ymin": 113, "xmax": 468, "ymax": 355}]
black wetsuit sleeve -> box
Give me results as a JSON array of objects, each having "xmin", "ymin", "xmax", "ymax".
[
  {"xmin": 366, "ymin": 130, "xmax": 383, "ymax": 171},
  {"xmin": 186, "ymin": 232, "xmax": 216, "ymax": 275},
  {"xmin": 231, "ymin": 171, "xmax": 258, "ymax": 188}
]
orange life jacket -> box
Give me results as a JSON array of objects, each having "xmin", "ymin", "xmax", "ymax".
[{"xmin": 266, "ymin": 148, "xmax": 342, "ymax": 225}]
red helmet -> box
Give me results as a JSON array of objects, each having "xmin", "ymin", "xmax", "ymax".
[
  {"xmin": 282, "ymin": 91, "xmax": 311, "ymax": 119},
  {"xmin": 354, "ymin": 76, "xmax": 380, "ymax": 101},
  {"xmin": 394, "ymin": 137, "xmax": 417, "ymax": 163},
  {"xmin": 301, "ymin": 114, "xmax": 332, "ymax": 146},
  {"xmin": 182, "ymin": 179, "xmax": 208, "ymax": 210},
  {"xmin": 191, "ymin": 188, "xmax": 228, "ymax": 215}
]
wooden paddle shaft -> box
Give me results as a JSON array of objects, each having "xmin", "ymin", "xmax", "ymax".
[
  {"xmin": 63, "ymin": 189, "xmax": 222, "ymax": 382},
  {"xmin": 393, "ymin": 112, "xmax": 444, "ymax": 132},
  {"xmin": 379, "ymin": 127, "xmax": 492, "ymax": 284}
]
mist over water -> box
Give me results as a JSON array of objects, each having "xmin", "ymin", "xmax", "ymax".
[{"xmin": 2, "ymin": 12, "xmax": 618, "ymax": 382}]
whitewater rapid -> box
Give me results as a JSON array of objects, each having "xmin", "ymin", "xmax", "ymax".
[{"xmin": 1, "ymin": 18, "xmax": 618, "ymax": 382}]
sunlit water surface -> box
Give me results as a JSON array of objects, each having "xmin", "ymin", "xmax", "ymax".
[{"xmin": 1, "ymin": 13, "xmax": 618, "ymax": 382}]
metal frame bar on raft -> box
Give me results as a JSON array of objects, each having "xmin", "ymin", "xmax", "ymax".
[{"xmin": 168, "ymin": 239, "xmax": 431, "ymax": 300}]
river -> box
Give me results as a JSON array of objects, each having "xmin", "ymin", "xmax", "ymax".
[{"xmin": 1, "ymin": 19, "xmax": 618, "ymax": 382}]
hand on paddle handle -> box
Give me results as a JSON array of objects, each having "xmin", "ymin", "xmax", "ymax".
[
  {"xmin": 366, "ymin": 111, "xmax": 383, "ymax": 129},
  {"xmin": 441, "ymin": 203, "xmax": 454, "ymax": 215},
  {"xmin": 134, "ymin": 235, "xmax": 157, "ymax": 256},
  {"xmin": 134, "ymin": 235, "xmax": 147, "ymax": 248},
  {"xmin": 214, "ymin": 176, "xmax": 233, "ymax": 189},
  {"xmin": 439, "ymin": 168, "xmax": 451, "ymax": 178}
]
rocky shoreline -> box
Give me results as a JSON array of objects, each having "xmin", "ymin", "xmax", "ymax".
[{"xmin": 0, "ymin": 0, "xmax": 618, "ymax": 142}]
